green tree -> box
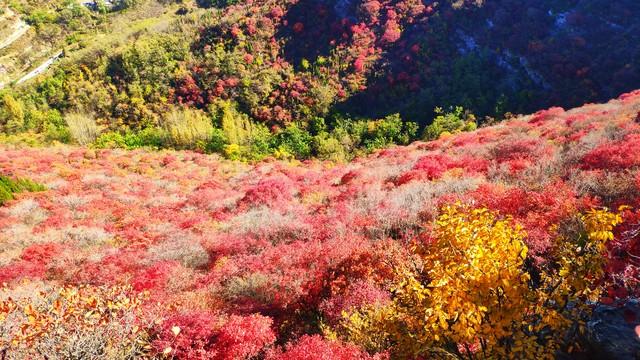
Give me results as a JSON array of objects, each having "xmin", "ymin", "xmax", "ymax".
[
  {"xmin": 211, "ymin": 100, "xmax": 255, "ymax": 146},
  {"xmin": 273, "ymin": 124, "xmax": 313, "ymax": 159},
  {"xmin": 422, "ymin": 106, "xmax": 477, "ymax": 140}
]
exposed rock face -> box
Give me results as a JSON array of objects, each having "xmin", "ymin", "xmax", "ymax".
[{"xmin": 586, "ymin": 300, "xmax": 640, "ymax": 359}]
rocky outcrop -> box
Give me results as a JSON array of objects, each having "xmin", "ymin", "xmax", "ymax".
[{"xmin": 586, "ymin": 300, "xmax": 640, "ymax": 359}]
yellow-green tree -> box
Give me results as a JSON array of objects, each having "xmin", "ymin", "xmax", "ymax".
[
  {"xmin": 210, "ymin": 100, "xmax": 255, "ymax": 146},
  {"xmin": 1, "ymin": 94, "xmax": 25, "ymax": 134}
]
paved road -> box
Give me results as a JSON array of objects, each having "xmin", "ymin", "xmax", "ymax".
[{"xmin": 16, "ymin": 51, "xmax": 64, "ymax": 85}]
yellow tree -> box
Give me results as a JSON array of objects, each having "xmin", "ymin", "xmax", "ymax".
[{"xmin": 341, "ymin": 204, "xmax": 624, "ymax": 359}]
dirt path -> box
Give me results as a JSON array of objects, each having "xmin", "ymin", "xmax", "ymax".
[{"xmin": 0, "ymin": 11, "xmax": 30, "ymax": 50}]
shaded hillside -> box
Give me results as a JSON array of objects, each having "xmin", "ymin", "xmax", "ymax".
[{"xmin": 341, "ymin": 0, "xmax": 640, "ymax": 122}]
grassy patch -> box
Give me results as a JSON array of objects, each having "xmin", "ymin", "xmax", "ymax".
[{"xmin": 0, "ymin": 174, "xmax": 46, "ymax": 205}]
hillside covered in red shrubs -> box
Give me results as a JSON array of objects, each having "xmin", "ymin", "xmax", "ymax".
[{"xmin": 1, "ymin": 90, "xmax": 640, "ymax": 358}]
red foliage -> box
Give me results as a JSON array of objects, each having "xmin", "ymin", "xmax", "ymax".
[
  {"xmin": 268, "ymin": 335, "xmax": 384, "ymax": 360},
  {"xmin": 582, "ymin": 134, "xmax": 640, "ymax": 170},
  {"xmin": 320, "ymin": 280, "xmax": 390, "ymax": 324},
  {"xmin": 132, "ymin": 262, "xmax": 178, "ymax": 292},
  {"xmin": 491, "ymin": 138, "xmax": 542, "ymax": 163},
  {"xmin": 20, "ymin": 243, "xmax": 64, "ymax": 265},
  {"xmin": 619, "ymin": 90, "xmax": 640, "ymax": 104},
  {"xmin": 216, "ymin": 314, "xmax": 276, "ymax": 360},
  {"xmin": 238, "ymin": 177, "xmax": 296, "ymax": 208},
  {"xmin": 0, "ymin": 261, "xmax": 48, "ymax": 283},
  {"xmin": 466, "ymin": 182, "xmax": 595, "ymax": 257},
  {"xmin": 153, "ymin": 312, "xmax": 275, "ymax": 360},
  {"xmin": 174, "ymin": 75, "xmax": 205, "ymax": 107},
  {"xmin": 380, "ymin": 20, "xmax": 401, "ymax": 43},
  {"xmin": 153, "ymin": 312, "xmax": 220, "ymax": 359},
  {"xmin": 529, "ymin": 107, "xmax": 565, "ymax": 124},
  {"xmin": 396, "ymin": 153, "xmax": 488, "ymax": 184},
  {"xmin": 2, "ymin": 90, "xmax": 640, "ymax": 356}
]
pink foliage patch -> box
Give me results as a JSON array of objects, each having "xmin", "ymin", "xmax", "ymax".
[{"xmin": 396, "ymin": 153, "xmax": 488, "ymax": 184}]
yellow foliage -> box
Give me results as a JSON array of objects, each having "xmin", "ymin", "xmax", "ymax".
[
  {"xmin": 273, "ymin": 146, "xmax": 294, "ymax": 160},
  {"xmin": 163, "ymin": 107, "xmax": 213, "ymax": 149},
  {"xmin": 1, "ymin": 94, "xmax": 24, "ymax": 133},
  {"xmin": 341, "ymin": 204, "xmax": 625, "ymax": 359},
  {"xmin": 223, "ymin": 143, "xmax": 242, "ymax": 160},
  {"xmin": 211, "ymin": 100, "xmax": 255, "ymax": 146},
  {"xmin": 540, "ymin": 208, "xmax": 625, "ymax": 317}
]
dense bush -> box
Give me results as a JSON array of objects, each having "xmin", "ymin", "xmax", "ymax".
[
  {"xmin": 152, "ymin": 312, "xmax": 275, "ymax": 359},
  {"xmin": 0, "ymin": 285, "xmax": 151, "ymax": 358}
]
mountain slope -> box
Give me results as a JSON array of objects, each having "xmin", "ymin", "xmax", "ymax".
[
  {"xmin": 1, "ymin": 90, "xmax": 640, "ymax": 358},
  {"xmin": 0, "ymin": 0, "xmax": 187, "ymax": 88},
  {"xmin": 2, "ymin": 0, "xmax": 639, "ymax": 162}
]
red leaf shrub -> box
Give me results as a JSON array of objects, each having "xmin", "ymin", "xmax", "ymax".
[
  {"xmin": 581, "ymin": 134, "xmax": 640, "ymax": 170},
  {"xmin": 153, "ymin": 312, "xmax": 220, "ymax": 359},
  {"xmin": 320, "ymin": 280, "xmax": 390, "ymax": 324},
  {"xmin": 2, "ymin": 91, "xmax": 640, "ymax": 356},
  {"xmin": 238, "ymin": 177, "xmax": 296, "ymax": 208},
  {"xmin": 153, "ymin": 312, "xmax": 275, "ymax": 360},
  {"xmin": 396, "ymin": 153, "xmax": 488, "ymax": 184},
  {"xmin": 467, "ymin": 182, "xmax": 591, "ymax": 257},
  {"xmin": 20, "ymin": 243, "xmax": 64, "ymax": 265},
  {"xmin": 490, "ymin": 138, "xmax": 542, "ymax": 163},
  {"xmin": 529, "ymin": 106, "xmax": 565, "ymax": 124},
  {"xmin": 216, "ymin": 314, "xmax": 276, "ymax": 360},
  {"xmin": 268, "ymin": 335, "xmax": 384, "ymax": 360}
]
